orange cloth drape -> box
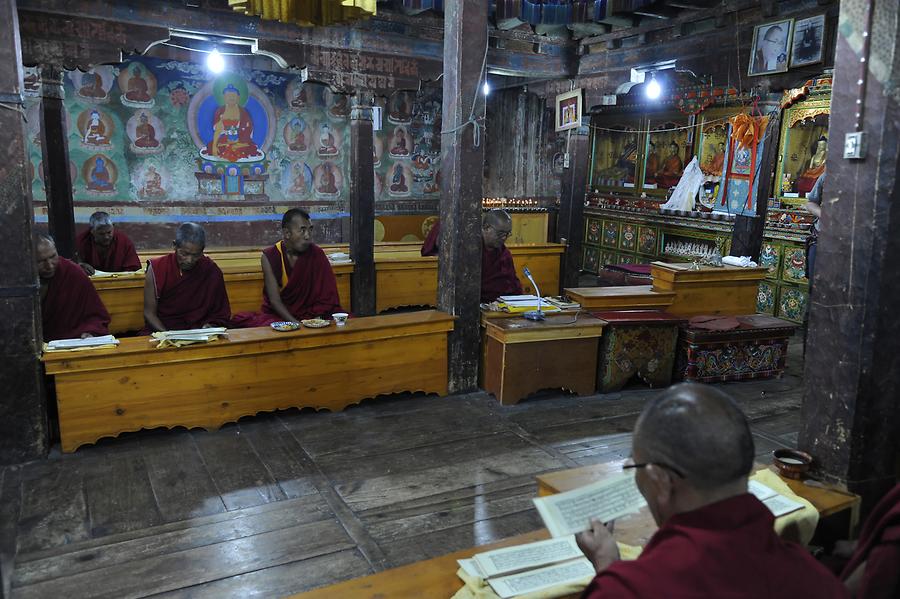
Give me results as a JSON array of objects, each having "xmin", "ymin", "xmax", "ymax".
[{"xmin": 229, "ymin": 0, "xmax": 376, "ymax": 27}]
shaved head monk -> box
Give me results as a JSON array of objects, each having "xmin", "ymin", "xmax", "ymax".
[
  {"xmin": 420, "ymin": 209, "xmax": 523, "ymax": 302},
  {"xmin": 36, "ymin": 234, "xmax": 110, "ymax": 341},
  {"xmin": 75, "ymin": 211, "xmax": 141, "ymax": 275},
  {"xmin": 143, "ymin": 223, "xmax": 231, "ymax": 332},
  {"xmin": 235, "ymin": 209, "xmax": 345, "ymax": 327},
  {"xmin": 577, "ymin": 383, "xmax": 849, "ymax": 599}
]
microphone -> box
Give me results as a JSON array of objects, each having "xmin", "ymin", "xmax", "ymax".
[{"xmin": 522, "ymin": 266, "xmax": 545, "ymax": 321}]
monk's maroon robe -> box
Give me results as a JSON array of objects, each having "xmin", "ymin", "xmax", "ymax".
[
  {"xmin": 841, "ymin": 483, "xmax": 900, "ymax": 599},
  {"xmin": 581, "ymin": 494, "xmax": 849, "ymax": 599},
  {"xmin": 235, "ymin": 242, "xmax": 344, "ymax": 327},
  {"xmin": 42, "ymin": 257, "xmax": 110, "ymax": 341},
  {"xmin": 419, "ymin": 220, "xmax": 523, "ymax": 302},
  {"xmin": 76, "ymin": 228, "xmax": 141, "ymax": 272},
  {"xmin": 147, "ymin": 253, "xmax": 231, "ymax": 331}
]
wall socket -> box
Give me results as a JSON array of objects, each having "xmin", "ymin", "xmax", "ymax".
[
  {"xmin": 563, "ymin": 153, "xmax": 570, "ymax": 168},
  {"xmin": 844, "ymin": 131, "xmax": 867, "ymax": 159}
]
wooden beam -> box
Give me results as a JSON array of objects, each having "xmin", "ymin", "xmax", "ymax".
[
  {"xmin": 39, "ymin": 65, "xmax": 76, "ymax": 259},
  {"xmin": 557, "ymin": 129, "xmax": 590, "ymax": 290},
  {"xmin": 438, "ymin": 0, "xmax": 488, "ymax": 393},
  {"xmin": 348, "ymin": 94, "xmax": 376, "ymax": 316},
  {"xmin": 800, "ymin": 0, "xmax": 900, "ymax": 513},
  {"xmin": 0, "ymin": 0, "xmax": 47, "ymax": 465}
]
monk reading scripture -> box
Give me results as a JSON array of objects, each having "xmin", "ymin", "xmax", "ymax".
[
  {"xmin": 421, "ymin": 209, "xmax": 523, "ymax": 302},
  {"xmin": 75, "ymin": 211, "xmax": 141, "ymax": 275},
  {"xmin": 576, "ymin": 383, "xmax": 849, "ymax": 599},
  {"xmin": 36, "ymin": 235, "xmax": 110, "ymax": 341},
  {"xmin": 143, "ymin": 223, "xmax": 231, "ymax": 332},
  {"xmin": 235, "ymin": 209, "xmax": 344, "ymax": 327}
]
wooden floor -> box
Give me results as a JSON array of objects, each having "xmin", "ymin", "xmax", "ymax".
[{"xmin": 0, "ymin": 340, "xmax": 805, "ymax": 598}]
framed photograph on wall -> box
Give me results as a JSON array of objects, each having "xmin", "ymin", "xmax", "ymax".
[
  {"xmin": 790, "ymin": 14, "xmax": 826, "ymax": 67},
  {"xmin": 555, "ymin": 89, "xmax": 582, "ymax": 132},
  {"xmin": 748, "ymin": 19, "xmax": 793, "ymax": 76}
]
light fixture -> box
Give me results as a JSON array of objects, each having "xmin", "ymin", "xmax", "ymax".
[
  {"xmin": 207, "ymin": 47, "xmax": 225, "ymax": 73},
  {"xmin": 646, "ymin": 73, "xmax": 661, "ymax": 100},
  {"xmin": 482, "ymin": 81, "xmax": 491, "ymax": 96}
]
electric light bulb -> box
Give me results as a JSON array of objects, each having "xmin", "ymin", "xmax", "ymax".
[
  {"xmin": 646, "ymin": 77, "xmax": 661, "ymax": 100},
  {"xmin": 207, "ymin": 48, "xmax": 225, "ymax": 74}
]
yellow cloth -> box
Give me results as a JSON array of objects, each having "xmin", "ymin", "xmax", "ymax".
[
  {"xmin": 451, "ymin": 543, "xmax": 642, "ymax": 599},
  {"xmin": 229, "ymin": 0, "xmax": 375, "ymax": 27},
  {"xmin": 274, "ymin": 240, "xmax": 289, "ymax": 290},
  {"xmin": 751, "ymin": 469, "xmax": 820, "ymax": 546},
  {"xmin": 151, "ymin": 332, "xmax": 227, "ymax": 349},
  {"xmin": 497, "ymin": 303, "xmax": 562, "ymax": 314}
]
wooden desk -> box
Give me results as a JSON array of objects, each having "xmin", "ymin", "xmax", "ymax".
[
  {"xmin": 564, "ymin": 285, "xmax": 675, "ymax": 311},
  {"xmin": 650, "ymin": 261, "xmax": 768, "ymax": 317},
  {"xmin": 93, "ymin": 263, "xmax": 353, "ymax": 334},
  {"xmin": 42, "ymin": 310, "xmax": 454, "ymax": 453},
  {"xmin": 482, "ymin": 314, "xmax": 605, "ymax": 405}
]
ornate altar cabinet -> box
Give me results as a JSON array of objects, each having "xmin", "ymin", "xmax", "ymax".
[{"xmin": 579, "ymin": 74, "xmax": 832, "ymax": 323}]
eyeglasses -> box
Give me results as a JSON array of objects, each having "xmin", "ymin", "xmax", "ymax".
[
  {"xmin": 622, "ymin": 459, "xmax": 685, "ymax": 479},
  {"xmin": 491, "ymin": 226, "xmax": 512, "ymax": 240}
]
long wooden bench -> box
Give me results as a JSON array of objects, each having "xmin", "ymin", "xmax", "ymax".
[
  {"xmin": 42, "ymin": 310, "xmax": 455, "ymax": 453},
  {"xmin": 98, "ymin": 243, "xmax": 564, "ymax": 333}
]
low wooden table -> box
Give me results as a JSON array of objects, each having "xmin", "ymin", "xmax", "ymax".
[
  {"xmin": 42, "ymin": 310, "xmax": 454, "ymax": 452},
  {"xmin": 564, "ymin": 285, "xmax": 676, "ymax": 311},
  {"xmin": 592, "ymin": 310, "xmax": 685, "ymax": 392},
  {"xmin": 650, "ymin": 261, "xmax": 768, "ymax": 317},
  {"xmin": 482, "ymin": 314, "xmax": 605, "ymax": 405}
]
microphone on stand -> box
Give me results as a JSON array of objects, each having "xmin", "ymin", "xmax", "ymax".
[{"xmin": 522, "ymin": 266, "xmax": 545, "ymax": 321}]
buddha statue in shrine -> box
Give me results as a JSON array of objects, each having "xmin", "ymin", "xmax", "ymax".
[{"xmin": 794, "ymin": 136, "xmax": 827, "ymax": 195}]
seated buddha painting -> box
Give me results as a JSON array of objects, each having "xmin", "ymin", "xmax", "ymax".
[
  {"xmin": 591, "ymin": 123, "xmax": 639, "ymax": 188},
  {"xmin": 118, "ymin": 61, "xmax": 157, "ymax": 108},
  {"xmin": 192, "ymin": 75, "xmax": 270, "ymax": 164},
  {"xmin": 644, "ymin": 119, "xmax": 690, "ymax": 190}
]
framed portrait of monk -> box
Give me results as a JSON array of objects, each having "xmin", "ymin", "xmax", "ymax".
[
  {"xmin": 749, "ymin": 19, "xmax": 793, "ymax": 76},
  {"xmin": 555, "ymin": 89, "xmax": 583, "ymax": 132},
  {"xmin": 790, "ymin": 15, "xmax": 826, "ymax": 68}
]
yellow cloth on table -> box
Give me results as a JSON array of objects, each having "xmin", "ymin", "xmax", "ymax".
[
  {"xmin": 497, "ymin": 303, "xmax": 562, "ymax": 314},
  {"xmin": 151, "ymin": 331, "xmax": 227, "ymax": 349},
  {"xmin": 751, "ymin": 469, "xmax": 819, "ymax": 546},
  {"xmin": 451, "ymin": 542, "xmax": 641, "ymax": 599},
  {"xmin": 229, "ymin": 0, "xmax": 375, "ymax": 26}
]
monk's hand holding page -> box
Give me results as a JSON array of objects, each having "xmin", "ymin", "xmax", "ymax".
[{"xmin": 576, "ymin": 518, "xmax": 620, "ymax": 572}]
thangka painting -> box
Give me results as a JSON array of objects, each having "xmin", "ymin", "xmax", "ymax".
[{"xmin": 24, "ymin": 57, "xmax": 444, "ymax": 211}]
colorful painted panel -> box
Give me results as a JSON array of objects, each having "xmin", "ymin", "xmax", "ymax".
[
  {"xmin": 637, "ymin": 226, "xmax": 658, "ymax": 256},
  {"xmin": 619, "ymin": 223, "xmax": 637, "ymax": 252},
  {"xmin": 601, "ymin": 220, "xmax": 620, "ymax": 248},
  {"xmin": 777, "ymin": 286, "xmax": 808, "ymax": 322},
  {"xmin": 759, "ymin": 242, "xmax": 782, "ymax": 279},
  {"xmin": 600, "ymin": 250, "xmax": 617, "ymax": 268},
  {"xmin": 782, "ymin": 245, "xmax": 808, "ymax": 284},
  {"xmin": 585, "ymin": 218, "xmax": 602, "ymax": 245},
  {"xmin": 590, "ymin": 120, "xmax": 641, "ymax": 189},
  {"xmin": 598, "ymin": 323, "xmax": 679, "ymax": 392},
  {"xmin": 583, "ymin": 246, "xmax": 600, "ymax": 273},
  {"xmin": 619, "ymin": 253, "xmax": 636, "ymax": 265},
  {"xmin": 757, "ymin": 281, "xmax": 776, "ymax": 315},
  {"xmin": 643, "ymin": 117, "xmax": 690, "ymax": 191}
]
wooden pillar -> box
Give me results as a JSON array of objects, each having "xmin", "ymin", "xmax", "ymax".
[
  {"xmin": 348, "ymin": 92, "xmax": 376, "ymax": 316},
  {"xmin": 557, "ymin": 128, "xmax": 590, "ymax": 291},
  {"xmin": 729, "ymin": 107, "xmax": 781, "ymax": 260},
  {"xmin": 800, "ymin": 0, "xmax": 900, "ymax": 509},
  {"xmin": 439, "ymin": 0, "xmax": 488, "ymax": 393},
  {"xmin": 39, "ymin": 65, "xmax": 76, "ymax": 259},
  {"xmin": 0, "ymin": 0, "xmax": 48, "ymax": 465}
]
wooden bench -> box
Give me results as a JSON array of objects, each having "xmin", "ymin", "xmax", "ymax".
[{"xmin": 42, "ymin": 310, "xmax": 455, "ymax": 452}]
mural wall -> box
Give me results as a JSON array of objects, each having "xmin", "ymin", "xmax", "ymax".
[{"xmin": 25, "ymin": 57, "xmax": 443, "ymax": 246}]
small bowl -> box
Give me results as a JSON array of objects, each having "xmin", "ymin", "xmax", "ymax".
[
  {"xmin": 270, "ymin": 321, "xmax": 300, "ymax": 332},
  {"xmin": 333, "ymin": 312, "xmax": 349, "ymax": 326},
  {"xmin": 773, "ymin": 448, "xmax": 813, "ymax": 479}
]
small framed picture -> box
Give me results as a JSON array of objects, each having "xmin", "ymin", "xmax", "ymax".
[
  {"xmin": 555, "ymin": 89, "xmax": 582, "ymax": 132},
  {"xmin": 748, "ymin": 19, "xmax": 793, "ymax": 76},
  {"xmin": 790, "ymin": 14, "xmax": 826, "ymax": 68}
]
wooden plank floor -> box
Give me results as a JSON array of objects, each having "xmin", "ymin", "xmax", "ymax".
[{"xmin": 1, "ymin": 341, "xmax": 805, "ymax": 598}]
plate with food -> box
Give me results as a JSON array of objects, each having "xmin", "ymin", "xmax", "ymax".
[
  {"xmin": 270, "ymin": 321, "xmax": 301, "ymax": 332},
  {"xmin": 301, "ymin": 318, "xmax": 331, "ymax": 329}
]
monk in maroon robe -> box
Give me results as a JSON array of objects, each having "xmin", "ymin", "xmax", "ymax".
[
  {"xmin": 577, "ymin": 383, "xmax": 849, "ymax": 599},
  {"xmin": 421, "ymin": 210, "xmax": 523, "ymax": 302},
  {"xmin": 75, "ymin": 211, "xmax": 141, "ymax": 275},
  {"xmin": 143, "ymin": 223, "xmax": 231, "ymax": 332},
  {"xmin": 36, "ymin": 235, "xmax": 110, "ymax": 341},
  {"xmin": 234, "ymin": 209, "xmax": 344, "ymax": 327},
  {"xmin": 839, "ymin": 483, "xmax": 900, "ymax": 598}
]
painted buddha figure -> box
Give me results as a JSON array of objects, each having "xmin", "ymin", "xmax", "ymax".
[
  {"xmin": 318, "ymin": 123, "xmax": 338, "ymax": 156},
  {"xmin": 656, "ymin": 141, "xmax": 685, "ymax": 188},
  {"xmin": 318, "ymin": 163, "xmax": 338, "ymax": 195},
  {"xmin": 330, "ymin": 94, "xmax": 349, "ymax": 118},
  {"xmin": 291, "ymin": 85, "xmax": 307, "ymax": 108},
  {"xmin": 79, "ymin": 72, "xmax": 106, "ymax": 99},
  {"xmin": 87, "ymin": 157, "xmax": 113, "ymax": 192},
  {"xmin": 289, "ymin": 164, "xmax": 309, "ymax": 193},
  {"xmin": 141, "ymin": 166, "xmax": 164, "ymax": 197},
  {"xmin": 644, "ymin": 142, "xmax": 660, "ymax": 184},
  {"xmin": 795, "ymin": 135, "xmax": 827, "ymax": 195},
  {"xmin": 83, "ymin": 110, "xmax": 109, "ymax": 145},
  {"xmin": 134, "ymin": 113, "xmax": 159, "ymax": 148},
  {"xmin": 125, "ymin": 67, "xmax": 151, "ymax": 103},
  {"xmin": 702, "ymin": 142, "xmax": 727, "ymax": 177},
  {"xmin": 390, "ymin": 164, "xmax": 408, "ymax": 193},
  {"xmin": 389, "ymin": 94, "xmax": 410, "ymax": 122},
  {"xmin": 207, "ymin": 84, "xmax": 259, "ymax": 162},
  {"xmin": 390, "ymin": 128, "xmax": 410, "ymax": 157},
  {"xmin": 288, "ymin": 119, "xmax": 307, "ymax": 152}
]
